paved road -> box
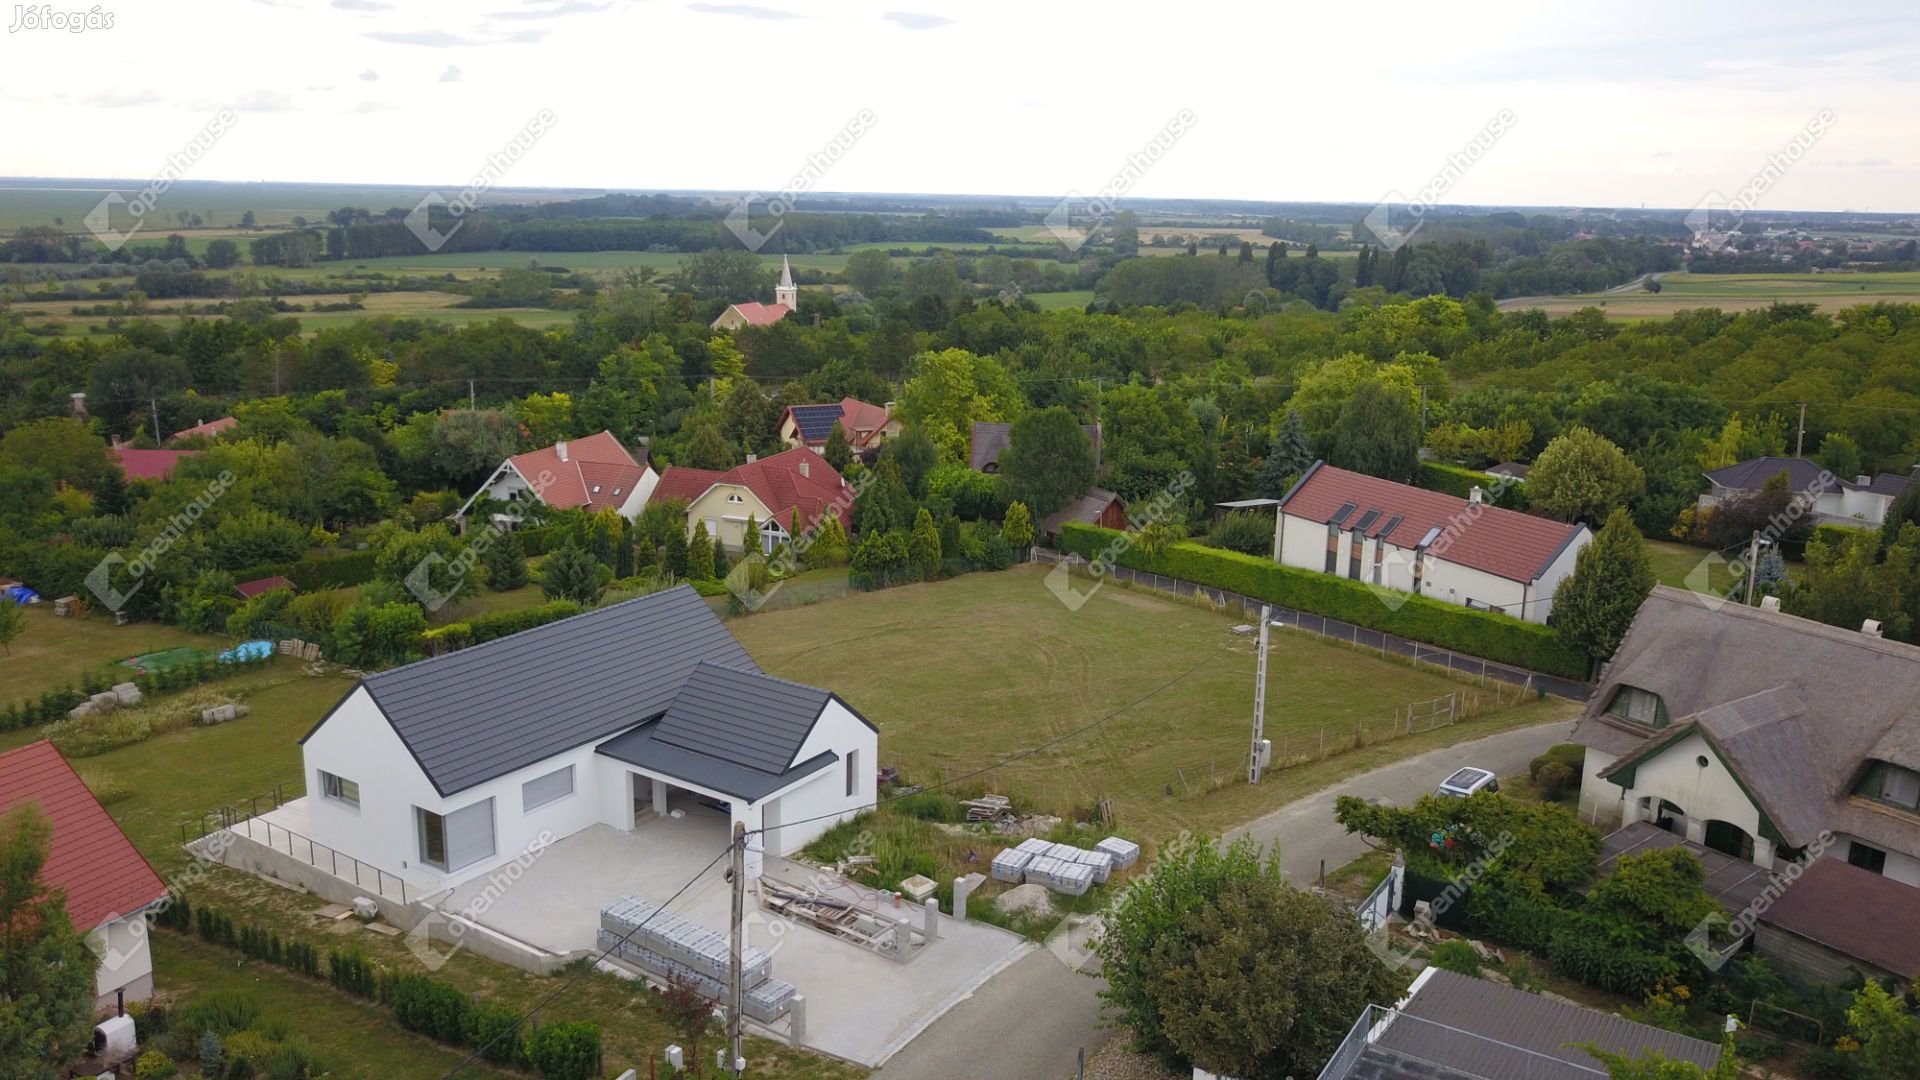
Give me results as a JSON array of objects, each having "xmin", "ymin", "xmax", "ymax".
[
  {"xmin": 1228, "ymin": 719, "xmax": 1578, "ymax": 886},
  {"xmin": 874, "ymin": 946, "xmax": 1107, "ymax": 1080}
]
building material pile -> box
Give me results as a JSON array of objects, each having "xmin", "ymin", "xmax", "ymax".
[
  {"xmin": 598, "ymin": 896, "xmax": 796, "ymax": 1021},
  {"xmin": 1095, "ymin": 836, "xmax": 1140, "ymax": 869},
  {"xmin": 992, "ymin": 836, "xmax": 1136, "ymax": 894}
]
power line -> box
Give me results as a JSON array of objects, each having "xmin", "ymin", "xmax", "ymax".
[
  {"xmin": 746, "ymin": 646, "xmax": 1224, "ymax": 841},
  {"xmin": 439, "ymin": 843, "xmax": 733, "ymax": 1080}
]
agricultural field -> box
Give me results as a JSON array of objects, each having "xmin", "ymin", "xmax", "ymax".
[
  {"xmin": 1, "ymin": 289, "xmax": 573, "ymax": 335},
  {"xmin": 1500, "ymin": 270, "xmax": 1920, "ymax": 319},
  {"xmin": 0, "ymin": 181, "xmax": 599, "ymax": 233},
  {"xmin": 731, "ymin": 565, "xmax": 1576, "ymax": 841}
]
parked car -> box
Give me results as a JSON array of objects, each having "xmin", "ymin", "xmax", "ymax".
[{"xmin": 1435, "ymin": 767, "xmax": 1499, "ymax": 799}]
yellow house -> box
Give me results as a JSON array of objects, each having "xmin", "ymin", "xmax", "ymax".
[{"xmin": 652, "ymin": 447, "xmax": 852, "ymax": 554}]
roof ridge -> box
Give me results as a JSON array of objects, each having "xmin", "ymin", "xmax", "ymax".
[{"xmin": 1645, "ymin": 585, "xmax": 1920, "ymax": 660}]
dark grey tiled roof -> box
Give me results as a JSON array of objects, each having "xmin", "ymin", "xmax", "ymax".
[
  {"xmin": 319, "ymin": 586, "xmax": 764, "ymax": 796},
  {"xmin": 598, "ymin": 727, "xmax": 837, "ymax": 802},
  {"xmin": 653, "ymin": 662, "xmax": 829, "ymax": 775},
  {"xmin": 1702, "ymin": 456, "xmax": 1837, "ymax": 493},
  {"xmin": 1375, "ymin": 969, "xmax": 1721, "ymax": 1079},
  {"xmin": 1594, "ymin": 822, "xmax": 1774, "ymax": 913}
]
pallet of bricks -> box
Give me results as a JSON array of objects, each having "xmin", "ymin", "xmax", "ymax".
[
  {"xmin": 597, "ymin": 896, "xmax": 797, "ymax": 1022},
  {"xmin": 992, "ymin": 836, "xmax": 1136, "ymax": 896}
]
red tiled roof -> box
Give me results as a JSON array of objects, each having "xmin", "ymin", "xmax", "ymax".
[
  {"xmin": 1281, "ymin": 463, "xmax": 1583, "ymax": 584},
  {"xmin": 0, "ymin": 741, "xmax": 169, "ymax": 931},
  {"xmin": 169, "ymin": 416, "xmax": 237, "ymax": 443},
  {"xmin": 1759, "ymin": 856, "xmax": 1920, "ymax": 978},
  {"xmin": 721, "ymin": 302, "xmax": 793, "ymax": 327},
  {"xmin": 655, "ymin": 447, "xmax": 852, "ymax": 530},
  {"xmin": 836, "ymin": 398, "xmax": 891, "ymax": 448},
  {"xmin": 112, "ymin": 447, "xmax": 199, "ymax": 481},
  {"xmin": 505, "ymin": 431, "xmax": 648, "ymax": 513},
  {"xmin": 235, "ymin": 575, "xmax": 295, "ymax": 599}
]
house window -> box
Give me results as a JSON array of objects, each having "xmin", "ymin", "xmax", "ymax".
[
  {"xmin": 320, "ymin": 771, "xmax": 359, "ymax": 809},
  {"xmin": 522, "ymin": 765, "xmax": 575, "ymax": 812},
  {"xmin": 728, "ymin": 494, "xmax": 745, "ymax": 504},
  {"xmin": 1606, "ymin": 686, "xmax": 1667, "ymax": 728},
  {"xmin": 846, "ymin": 748, "xmax": 859, "ymax": 798},
  {"xmin": 1324, "ymin": 522, "xmax": 1339, "ymax": 574},
  {"xmin": 762, "ymin": 519, "xmax": 788, "ymax": 556},
  {"xmin": 1372, "ymin": 543, "xmax": 1385, "ymax": 585},
  {"xmin": 1866, "ymin": 764, "xmax": 1920, "ymax": 811},
  {"xmin": 417, "ymin": 799, "xmax": 496, "ymax": 873},
  {"xmin": 591, "ymin": 485, "xmax": 601, "ymax": 494},
  {"xmin": 1348, "ymin": 532, "xmax": 1363, "ymax": 580},
  {"xmin": 1848, "ymin": 841, "xmax": 1888, "ymax": 875}
]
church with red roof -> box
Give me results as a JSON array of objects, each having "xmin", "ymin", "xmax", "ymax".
[{"xmin": 710, "ymin": 255, "xmax": 800, "ymax": 331}]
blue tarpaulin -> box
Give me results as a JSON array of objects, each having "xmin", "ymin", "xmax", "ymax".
[
  {"xmin": 3, "ymin": 585, "xmax": 39, "ymax": 605},
  {"xmin": 219, "ymin": 640, "xmax": 273, "ymax": 664}
]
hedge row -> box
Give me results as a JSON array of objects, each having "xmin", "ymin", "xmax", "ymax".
[
  {"xmin": 0, "ymin": 654, "xmax": 270, "ymax": 731},
  {"xmin": 1414, "ymin": 462, "xmax": 1527, "ymax": 510},
  {"xmin": 166, "ymin": 894, "xmax": 600, "ymax": 1080},
  {"xmin": 228, "ymin": 549, "xmax": 380, "ymax": 593},
  {"xmin": 421, "ymin": 599, "xmax": 583, "ymax": 654},
  {"xmin": 1056, "ymin": 523, "xmax": 1588, "ymax": 679}
]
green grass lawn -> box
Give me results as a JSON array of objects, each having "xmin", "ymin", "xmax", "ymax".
[
  {"xmin": 1502, "ymin": 270, "xmax": 1920, "ymax": 319},
  {"xmin": 0, "ymin": 606, "xmax": 230, "ymax": 709},
  {"xmin": 1643, "ymin": 537, "xmax": 1799, "ymax": 596},
  {"xmin": 729, "ymin": 565, "xmax": 1571, "ymax": 840},
  {"xmin": 1030, "ymin": 289, "xmax": 1095, "ymax": 310}
]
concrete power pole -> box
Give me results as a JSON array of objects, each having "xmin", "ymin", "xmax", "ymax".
[
  {"xmin": 727, "ymin": 821, "xmax": 746, "ymax": 1077},
  {"xmin": 149, "ymin": 398, "xmax": 161, "ymax": 444},
  {"xmin": 1795, "ymin": 402, "xmax": 1808, "ymax": 458},
  {"xmin": 1744, "ymin": 531, "xmax": 1762, "ymax": 607},
  {"xmin": 1248, "ymin": 605, "xmax": 1270, "ymax": 783}
]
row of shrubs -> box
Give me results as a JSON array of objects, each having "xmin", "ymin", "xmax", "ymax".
[
  {"xmin": 1413, "ymin": 462, "xmax": 1528, "ymax": 510},
  {"xmin": 420, "ymin": 599, "xmax": 584, "ymax": 654},
  {"xmin": 164, "ymin": 895, "xmax": 601, "ymax": 1080},
  {"xmin": 227, "ymin": 548, "xmax": 380, "ymax": 593},
  {"xmin": 1056, "ymin": 523, "xmax": 1589, "ymax": 679},
  {"xmin": 130, "ymin": 987, "xmax": 329, "ymax": 1079},
  {"xmin": 0, "ymin": 653, "xmax": 270, "ymax": 731}
]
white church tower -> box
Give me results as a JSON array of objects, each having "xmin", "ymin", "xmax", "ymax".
[{"xmin": 774, "ymin": 255, "xmax": 798, "ymax": 310}]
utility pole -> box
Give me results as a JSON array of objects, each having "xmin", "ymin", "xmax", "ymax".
[
  {"xmin": 469, "ymin": 379, "xmax": 476, "ymax": 411},
  {"xmin": 1744, "ymin": 530, "xmax": 1762, "ymax": 606},
  {"xmin": 727, "ymin": 820, "xmax": 745, "ymax": 1077},
  {"xmin": 1794, "ymin": 402, "xmax": 1808, "ymax": 458},
  {"xmin": 1417, "ymin": 385, "xmax": 1428, "ymax": 432},
  {"xmin": 1249, "ymin": 604, "xmax": 1270, "ymax": 783},
  {"xmin": 149, "ymin": 398, "xmax": 161, "ymax": 444}
]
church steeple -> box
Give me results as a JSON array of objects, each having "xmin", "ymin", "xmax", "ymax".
[{"xmin": 775, "ymin": 254, "xmax": 798, "ymax": 309}]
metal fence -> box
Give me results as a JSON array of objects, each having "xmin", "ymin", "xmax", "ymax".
[
  {"xmin": 1034, "ymin": 549, "xmax": 1586, "ymax": 700},
  {"xmin": 181, "ymin": 781, "xmax": 413, "ymax": 904},
  {"xmin": 1355, "ymin": 861, "xmax": 1405, "ymax": 934}
]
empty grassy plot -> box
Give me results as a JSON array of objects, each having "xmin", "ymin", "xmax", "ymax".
[{"xmin": 1502, "ymin": 270, "xmax": 1920, "ymax": 319}]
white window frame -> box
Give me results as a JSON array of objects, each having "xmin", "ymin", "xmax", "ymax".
[
  {"xmin": 320, "ymin": 770, "xmax": 360, "ymax": 809},
  {"xmin": 522, "ymin": 764, "xmax": 576, "ymax": 812},
  {"xmin": 846, "ymin": 748, "xmax": 859, "ymax": 798}
]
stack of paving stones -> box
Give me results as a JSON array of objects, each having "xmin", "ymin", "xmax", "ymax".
[{"xmin": 598, "ymin": 896, "xmax": 796, "ymax": 1021}]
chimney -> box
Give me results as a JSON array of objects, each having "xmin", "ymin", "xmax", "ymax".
[
  {"xmin": 798, "ymin": 458, "xmax": 810, "ymax": 478},
  {"xmin": 69, "ymin": 391, "xmax": 88, "ymax": 418},
  {"xmin": 1760, "ymin": 595, "xmax": 1781, "ymax": 612},
  {"xmin": 1856, "ymin": 475, "xmax": 1871, "ymax": 487},
  {"xmin": 1863, "ymin": 619, "xmax": 1884, "ymax": 638},
  {"xmin": 556, "ymin": 441, "xmax": 568, "ymax": 462},
  {"xmin": 746, "ymin": 452, "xmax": 757, "ymax": 463},
  {"xmin": 883, "ymin": 400, "xmax": 896, "ymax": 416},
  {"xmin": 1468, "ymin": 486, "xmax": 1484, "ymax": 504}
]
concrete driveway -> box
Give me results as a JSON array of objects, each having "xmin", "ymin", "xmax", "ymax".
[
  {"xmin": 436, "ymin": 817, "xmax": 1029, "ymax": 1067},
  {"xmin": 1228, "ymin": 719, "xmax": 1578, "ymax": 886}
]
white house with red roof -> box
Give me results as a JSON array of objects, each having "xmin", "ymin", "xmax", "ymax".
[
  {"xmin": 456, "ymin": 430, "xmax": 660, "ymax": 524},
  {"xmin": 778, "ymin": 397, "xmax": 898, "ymax": 456},
  {"xmin": 654, "ymin": 447, "xmax": 852, "ymax": 555},
  {"xmin": 0, "ymin": 741, "xmax": 170, "ymax": 1007},
  {"xmin": 711, "ymin": 256, "xmax": 800, "ymax": 331},
  {"xmin": 1273, "ymin": 461, "xmax": 1589, "ymax": 624}
]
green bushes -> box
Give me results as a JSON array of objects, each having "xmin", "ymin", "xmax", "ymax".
[
  {"xmin": 465, "ymin": 1002, "xmax": 527, "ymax": 1066},
  {"xmin": 421, "ymin": 599, "xmax": 583, "ymax": 654},
  {"xmin": 1057, "ymin": 524, "xmax": 1588, "ymax": 679},
  {"xmin": 390, "ymin": 974, "xmax": 472, "ymax": 1044},
  {"xmin": 1428, "ymin": 938, "xmax": 1482, "ymax": 975},
  {"xmin": 1529, "ymin": 743, "xmax": 1586, "ymax": 801},
  {"xmin": 525, "ymin": 1021, "xmax": 602, "ymax": 1080},
  {"xmin": 326, "ymin": 947, "xmax": 378, "ymax": 999},
  {"xmin": 1415, "ymin": 462, "xmax": 1526, "ymax": 509}
]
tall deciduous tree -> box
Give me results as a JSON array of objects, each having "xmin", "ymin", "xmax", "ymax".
[
  {"xmin": 998, "ymin": 407, "xmax": 1096, "ymax": 517},
  {"xmin": 1552, "ymin": 508, "xmax": 1655, "ymax": 668},
  {"xmin": 0, "ymin": 806, "xmax": 98, "ymax": 1080},
  {"xmin": 1328, "ymin": 382, "xmax": 1420, "ymax": 482},
  {"xmin": 1528, "ymin": 426, "xmax": 1646, "ymax": 524}
]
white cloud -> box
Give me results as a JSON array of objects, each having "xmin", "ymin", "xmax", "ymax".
[
  {"xmin": 439, "ymin": 65, "xmax": 463, "ymax": 82},
  {"xmin": 883, "ymin": 11, "xmax": 951, "ymax": 30},
  {"xmin": 359, "ymin": 69, "xmax": 381, "ymax": 81}
]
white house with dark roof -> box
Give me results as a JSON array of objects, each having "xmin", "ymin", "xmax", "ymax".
[
  {"xmin": 297, "ymin": 586, "xmax": 876, "ymax": 886},
  {"xmin": 1573, "ymin": 586, "xmax": 1920, "ymax": 887},
  {"xmin": 1699, "ymin": 455, "xmax": 1914, "ymax": 526},
  {"xmin": 1273, "ymin": 462, "xmax": 1589, "ymax": 624}
]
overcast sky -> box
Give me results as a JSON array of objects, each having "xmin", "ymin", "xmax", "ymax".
[{"xmin": 4, "ymin": 0, "xmax": 1916, "ymax": 211}]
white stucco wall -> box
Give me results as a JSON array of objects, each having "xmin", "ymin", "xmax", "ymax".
[
  {"xmin": 1837, "ymin": 834, "xmax": 1920, "ymax": 887},
  {"xmin": 88, "ymin": 914, "xmax": 155, "ymax": 1004},
  {"xmin": 1578, "ymin": 747, "xmax": 1624, "ymax": 826},
  {"xmin": 1594, "ymin": 731, "xmax": 1775, "ymax": 865},
  {"xmin": 761, "ymin": 698, "xmax": 878, "ymax": 857},
  {"xmin": 1274, "ymin": 511, "xmax": 1572, "ymax": 623},
  {"xmin": 684, "ymin": 482, "xmax": 769, "ymax": 552}
]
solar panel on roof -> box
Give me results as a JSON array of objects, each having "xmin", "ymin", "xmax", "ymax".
[
  {"xmin": 1329, "ymin": 502, "xmax": 1357, "ymax": 526},
  {"xmin": 1353, "ymin": 509, "xmax": 1381, "ymax": 532},
  {"xmin": 790, "ymin": 404, "xmax": 845, "ymax": 441}
]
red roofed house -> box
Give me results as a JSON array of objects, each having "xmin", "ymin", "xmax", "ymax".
[
  {"xmin": 235, "ymin": 575, "xmax": 295, "ymax": 600},
  {"xmin": 654, "ymin": 447, "xmax": 852, "ymax": 556},
  {"xmin": 0, "ymin": 741, "xmax": 170, "ymax": 1006},
  {"xmin": 111, "ymin": 446, "xmax": 200, "ymax": 482},
  {"xmin": 456, "ymin": 430, "xmax": 661, "ymax": 525},
  {"xmin": 710, "ymin": 256, "xmax": 799, "ymax": 331},
  {"xmin": 169, "ymin": 416, "xmax": 238, "ymax": 444},
  {"xmin": 778, "ymin": 397, "xmax": 899, "ymax": 456},
  {"xmin": 1273, "ymin": 461, "xmax": 1589, "ymax": 624}
]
